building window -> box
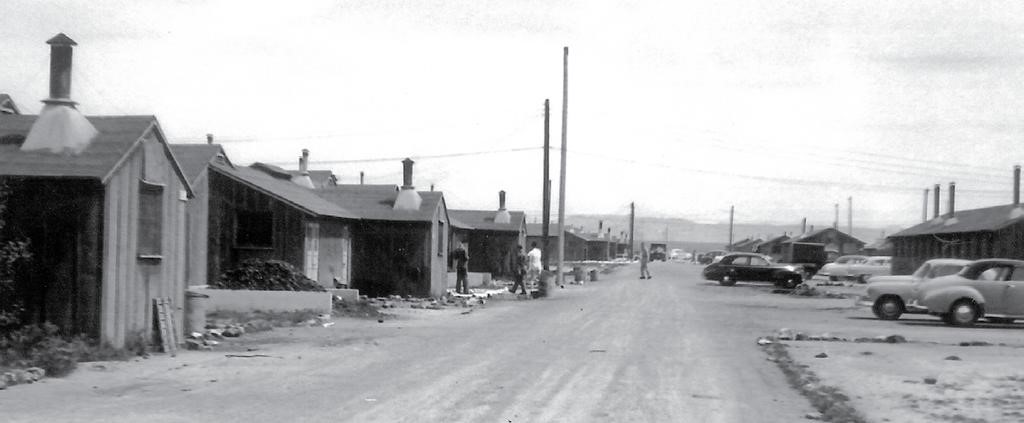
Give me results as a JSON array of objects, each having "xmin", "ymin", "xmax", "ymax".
[
  {"xmin": 236, "ymin": 210, "xmax": 273, "ymax": 247},
  {"xmin": 138, "ymin": 181, "xmax": 164, "ymax": 257}
]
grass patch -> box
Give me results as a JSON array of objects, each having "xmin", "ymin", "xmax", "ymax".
[{"xmin": 207, "ymin": 309, "xmax": 325, "ymax": 332}]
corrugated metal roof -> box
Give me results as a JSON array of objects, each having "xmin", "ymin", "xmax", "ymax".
[
  {"xmin": 211, "ymin": 162, "xmax": 358, "ymax": 220},
  {"xmin": 525, "ymin": 223, "xmax": 586, "ymax": 240},
  {"xmin": 286, "ymin": 170, "xmax": 336, "ymax": 188},
  {"xmin": 169, "ymin": 144, "xmax": 229, "ymax": 184},
  {"xmin": 890, "ymin": 203, "xmax": 1024, "ymax": 237},
  {"xmin": 317, "ymin": 186, "xmax": 443, "ymax": 222},
  {"xmin": 786, "ymin": 227, "xmax": 864, "ymax": 245},
  {"xmin": 448, "ymin": 209, "xmax": 525, "ymax": 232},
  {"xmin": 0, "ymin": 114, "xmax": 156, "ymax": 179}
]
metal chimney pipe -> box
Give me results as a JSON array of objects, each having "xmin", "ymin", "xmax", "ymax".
[
  {"xmin": 922, "ymin": 188, "xmax": 929, "ymax": 222},
  {"xmin": 300, "ymin": 149, "xmax": 309, "ymax": 172},
  {"xmin": 801, "ymin": 217, "xmax": 806, "ymax": 234},
  {"xmin": 206, "ymin": 134, "xmax": 214, "ymax": 144},
  {"xmin": 359, "ymin": 171, "xmax": 364, "ymax": 185},
  {"xmin": 401, "ymin": 158, "xmax": 414, "ymax": 189},
  {"xmin": 1014, "ymin": 165, "xmax": 1021, "ymax": 205},
  {"xmin": 45, "ymin": 33, "xmax": 77, "ymax": 105},
  {"xmin": 599, "ymin": 220, "xmax": 603, "ymax": 231},
  {"xmin": 430, "ymin": 184, "xmax": 434, "ymax": 192},
  {"xmin": 948, "ymin": 182, "xmax": 956, "ymax": 217},
  {"xmin": 833, "ymin": 203, "xmax": 839, "ymax": 230},
  {"xmin": 933, "ymin": 184, "xmax": 941, "ymax": 219},
  {"xmin": 499, "ymin": 190, "xmax": 507, "ymax": 210}
]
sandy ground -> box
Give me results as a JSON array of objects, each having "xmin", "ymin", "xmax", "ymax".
[{"xmin": 0, "ymin": 262, "xmax": 819, "ymax": 423}]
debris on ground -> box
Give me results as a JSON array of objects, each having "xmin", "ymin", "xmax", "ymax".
[
  {"xmin": 945, "ymin": 355, "xmax": 962, "ymax": 361},
  {"xmin": 959, "ymin": 341, "xmax": 992, "ymax": 347},
  {"xmin": 779, "ymin": 284, "xmax": 856, "ymax": 299},
  {"xmin": 814, "ymin": 353, "xmax": 829, "ymax": 358},
  {"xmin": 762, "ymin": 343, "xmax": 867, "ymax": 423},
  {"xmin": 768, "ymin": 328, "xmax": 910, "ymax": 345},
  {"xmin": 923, "ymin": 377, "xmax": 938, "ymax": 385},
  {"xmin": 0, "ymin": 367, "xmax": 46, "ymax": 389}
]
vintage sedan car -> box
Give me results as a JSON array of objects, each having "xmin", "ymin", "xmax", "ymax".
[
  {"xmin": 702, "ymin": 252, "xmax": 803, "ymax": 288},
  {"xmin": 698, "ymin": 250, "xmax": 728, "ymax": 265},
  {"xmin": 818, "ymin": 255, "xmax": 869, "ymax": 281},
  {"xmin": 919, "ymin": 259, "xmax": 1024, "ymax": 326},
  {"xmin": 845, "ymin": 256, "xmax": 893, "ymax": 283},
  {"xmin": 858, "ymin": 258, "xmax": 970, "ymax": 320}
]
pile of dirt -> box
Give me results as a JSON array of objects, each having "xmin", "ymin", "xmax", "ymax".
[
  {"xmin": 774, "ymin": 284, "xmax": 855, "ymax": 299},
  {"xmin": 213, "ymin": 260, "xmax": 325, "ymax": 291}
]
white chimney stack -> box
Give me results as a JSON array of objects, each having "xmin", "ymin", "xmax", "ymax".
[
  {"xmin": 21, "ymin": 33, "xmax": 98, "ymax": 155},
  {"xmin": 394, "ymin": 158, "xmax": 422, "ymax": 210},
  {"xmin": 495, "ymin": 190, "xmax": 511, "ymax": 224}
]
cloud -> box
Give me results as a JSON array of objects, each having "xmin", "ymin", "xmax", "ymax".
[{"xmin": 870, "ymin": 52, "xmax": 1024, "ymax": 70}]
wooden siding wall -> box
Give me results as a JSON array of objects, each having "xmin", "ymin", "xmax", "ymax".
[
  {"xmin": 890, "ymin": 230, "xmax": 1020, "ymax": 275},
  {"xmin": 429, "ymin": 204, "xmax": 449, "ymax": 297},
  {"xmin": 317, "ymin": 221, "xmax": 351, "ymax": 289},
  {"xmin": 466, "ymin": 230, "xmax": 519, "ymax": 279},
  {"xmin": 184, "ymin": 168, "xmax": 209, "ymax": 286},
  {"xmin": 586, "ymin": 240, "xmax": 612, "ymax": 261},
  {"xmin": 101, "ymin": 133, "xmax": 188, "ymax": 348},
  {"xmin": 351, "ymin": 221, "xmax": 431, "ymax": 297},
  {"xmin": 208, "ymin": 170, "xmax": 307, "ymax": 284}
]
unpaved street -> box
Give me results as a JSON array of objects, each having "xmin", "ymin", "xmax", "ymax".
[{"xmin": 1, "ymin": 262, "xmax": 818, "ymax": 422}]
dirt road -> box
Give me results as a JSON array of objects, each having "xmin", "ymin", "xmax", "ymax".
[{"xmin": 0, "ymin": 262, "xmax": 818, "ymax": 422}]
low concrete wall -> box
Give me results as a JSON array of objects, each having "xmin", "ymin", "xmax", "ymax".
[
  {"xmin": 199, "ymin": 288, "xmax": 333, "ymax": 314},
  {"xmin": 328, "ymin": 288, "xmax": 360, "ymax": 302},
  {"xmin": 447, "ymin": 272, "xmax": 492, "ymax": 289}
]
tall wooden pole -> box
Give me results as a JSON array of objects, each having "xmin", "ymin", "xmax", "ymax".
[
  {"xmin": 727, "ymin": 205, "xmax": 734, "ymax": 251},
  {"xmin": 847, "ymin": 196, "xmax": 853, "ymax": 237},
  {"xmin": 556, "ymin": 46, "xmax": 569, "ymax": 286},
  {"xmin": 628, "ymin": 202, "xmax": 635, "ymax": 259},
  {"xmin": 541, "ymin": 99, "xmax": 551, "ymax": 271}
]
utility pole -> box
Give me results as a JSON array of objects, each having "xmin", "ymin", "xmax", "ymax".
[
  {"xmin": 628, "ymin": 202, "xmax": 635, "ymax": 260},
  {"xmin": 727, "ymin": 205, "xmax": 734, "ymax": 251},
  {"xmin": 541, "ymin": 99, "xmax": 551, "ymax": 271},
  {"xmin": 556, "ymin": 46, "xmax": 569, "ymax": 287}
]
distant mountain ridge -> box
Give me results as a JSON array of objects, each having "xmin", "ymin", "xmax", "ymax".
[{"xmin": 552, "ymin": 214, "xmax": 904, "ymax": 250}]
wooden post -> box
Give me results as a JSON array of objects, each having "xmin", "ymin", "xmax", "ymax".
[
  {"xmin": 556, "ymin": 47, "xmax": 569, "ymax": 286},
  {"xmin": 728, "ymin": 205, "xmax": 734, "ymax": 251},
  {"xmin": 542, "ymin": 99, "xmax": 551, "ymax": 271}
]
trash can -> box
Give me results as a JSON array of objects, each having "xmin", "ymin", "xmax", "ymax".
[
  {"xmin": 573, "ymin": 266, "xmax": 584, "ymax": 283},
  {"xmin": 535, "ymin": 270, "xmax": 553, "ymax": 298},
  {"xmin": 185, "ymin": 290, "xmax": 210, "ymax": 334},
  {"xmin": 589, "ymin": 269, "xmax": 599, "ymax": 282}
]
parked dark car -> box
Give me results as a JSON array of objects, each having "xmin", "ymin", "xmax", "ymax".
[{"xmin": 702, "ymin": 252, "xmax": 803, "ymax": 288}]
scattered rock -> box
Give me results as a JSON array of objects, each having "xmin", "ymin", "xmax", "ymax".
[
  {"xmin": 959, "ymin": 341, "xmax": 992, "ymax": 347},
  {"xmin": 777, "ymin": 328, "xmax": 794, "ymax": 340},
  {"xmin": 377, "ymin": 319, "xmax": 384, "ymax": 323},
  {"xmin": 757, "ymin": 337, "xmax": 774, "ymax": 346},
  {"xmin": 795, "ymin": 332, "xmax": 809, "ymax": 341},
  {"xmin": 860, "ymin": 351, "xmax": 874, "ymax": 356},
  {"xmin": 222, "ymin": 326, "xmax": 244, "ymax": 338},
  {"xmin": 945, "ymin": 355, "xmax": 962, "ymax": 361},
  {"xmin": 884, "ymin": 335, "xmax": 907, "ymax": 344},
  {"xmin": 805, "ymin": 412, "xmax": 823, "ymax": 420},
  {"xmin": 924, "ymin": 377, "xmax": 938, "ymax": 385},
  {"xmin": 814, "ymin": 353, "xmax": 829, "ymax": 358}
]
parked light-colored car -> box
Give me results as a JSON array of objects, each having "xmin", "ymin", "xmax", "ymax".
[
  {"xmin": 818, "ymin": 255, "xmax": 868, "ymax": 281},
  {"xmin": 846, "ymin": 256, "xmax": 893, "ymax": 283},
  {"xmin": 919, "ymin": 259, "xmax": 1024, "ymax": 326},
  {"xmin": 857, "ymin": 258, "xmax": 970, "ymax": 320}
]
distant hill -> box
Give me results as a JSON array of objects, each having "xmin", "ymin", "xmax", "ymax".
[{"xmin": 549, "ymin": 214, "xmax": 904, "ymax": 252}]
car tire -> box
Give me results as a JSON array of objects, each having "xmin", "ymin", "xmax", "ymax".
[
  {"xmin": 828, "ymin": 275, "xmax": 839, "ymax": 282},
  {"xmin": 872, "ymin": 296, "xmax": 904, "ymax": 320},
  {"xmin": 780, "ymin": 276, "xmax": 799, "ymax": 289},
  {"xmin": 945, "ymin": 299, "xmax": 980, "ymax": 327},
  {"xmin": 719, "ymin": 275, "xmax": 736, "ymax": 286}
]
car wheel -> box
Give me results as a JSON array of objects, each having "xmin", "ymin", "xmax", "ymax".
[
  {"xmin": 828, "ymin": 275, "xmax": 839, "ymax": 282},
  {"xmin": 781, "ymin": 276, "xmax": 800, "ymax": 289},
  {"xmin": 872, "ymin": 296, "xmax": 904, "ymax": 320},
  {"xmin": 946, "ymin": 300, "xmax": 980, "ymax": 327},
  {"xmin": 719, "ymin": 275, "xmax": 736, "ymax": 286}
]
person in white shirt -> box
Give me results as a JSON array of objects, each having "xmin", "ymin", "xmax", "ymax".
[{"xmin": 527, "ymin": 242, "xmax": 543, "ymax": 283}]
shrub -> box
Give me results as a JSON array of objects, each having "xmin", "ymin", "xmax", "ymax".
[
  {"xmin": 213, "ymin": 259, "xmax": 325, "ymax": 292},
  {"xmin": 0, "ymin": 323, "xmax": 86, "ymax": 377}
]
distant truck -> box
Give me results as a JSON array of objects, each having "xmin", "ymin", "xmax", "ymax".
[
  {"xmin": 649, "ymin": 243, "xmax": 668, "ymax": 261},
  {"xmin": 780, "ymin": 242, "xmax": 827, "ymax": 276}
]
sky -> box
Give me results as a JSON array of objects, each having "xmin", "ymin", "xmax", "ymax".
[{"xmin": 4, "ymin": 1, "xmax": 1024, "ymax": 229}]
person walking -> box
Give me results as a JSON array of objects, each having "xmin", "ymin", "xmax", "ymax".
[
  {"xmin": 527, "ymin": 242, "xmax": 543, "ymax": 284},
  {"xmin": 640, "ymin": 242, "xmax": 653, "ymax": 279},
  {"xmin": 510, "ymin": 245, "xmax": 529, "ymax": 295},
  {"xmin": 451, "ymin": 241, "xmax": 470, "ymax": 294}
]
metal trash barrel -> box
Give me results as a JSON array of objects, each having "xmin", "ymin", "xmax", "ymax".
[
  {"xmin": 536, "ymin": 270, "xmax": 553, "ymax": 298},
  {"xmin": 185, "ymin": 290, "xmax": 210, "ymax": 334},
  {"xmin": 573, "ymin": 266, "xmax": 584, "ymax": 282},
  {"xmin": 589, "ymin": 269, "xmax": 599, "ymax": 281}
]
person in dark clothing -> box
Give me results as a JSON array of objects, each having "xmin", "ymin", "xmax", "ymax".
[
  {"xmin": 510, "ymin": 245, "xmax": 528, "ymax": 295},
  {"xmin": 451, "ymin": 241, "xmax": 470, "ymax": 294},
  {"xmin": 640, "ymin": 242, "xmax": 652, "ymax": 279}
]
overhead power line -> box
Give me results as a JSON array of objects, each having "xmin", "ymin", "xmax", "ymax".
[{"xmin": 263, "ymin": 146, "xmax": 542, "ymax": 166}]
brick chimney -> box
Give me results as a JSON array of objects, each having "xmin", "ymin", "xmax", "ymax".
[
  {"xmin": 495, "ymin": 190, "xmax": 511, "ymax": 224},
  {"xmin": 393, "ymin": 158, "xmax": 422, "ymax": 210}
]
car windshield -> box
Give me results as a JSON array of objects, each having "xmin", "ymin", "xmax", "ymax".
[
  {"xmin": 930, "ymin": 264, "xmax": 966, "ymax": 278},
  {"xmin": 911, "ymin": 264, "xmax": 930, "ymax": 279}
]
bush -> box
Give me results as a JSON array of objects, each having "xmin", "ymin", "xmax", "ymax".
[
  {"xmin": 0, "ymin": 323, "xmax": 86, "ymax": 377},
  {"xmin": 213, "ymin": 259, "xmax": 325, "ymax": 292}
]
